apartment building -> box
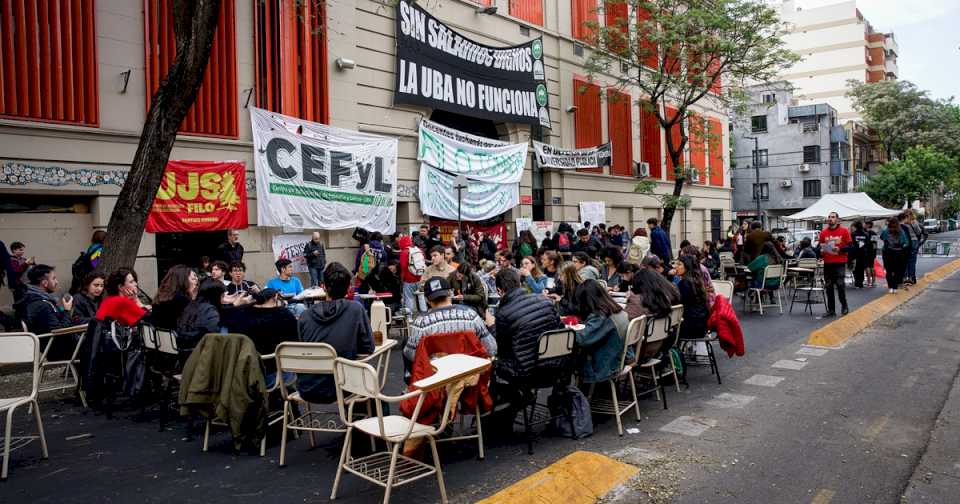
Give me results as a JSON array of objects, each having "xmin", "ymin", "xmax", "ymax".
[
  {"xmin": 731, "ymin": 82, "xmax": 850, "ymax": 228},
  {"xmin": 0, "ymin": 0, "xmax": 732, "ymax": 301},
  {"xmin": 776, "ymin": 0, "xmax": 899, "ymax": 122}
]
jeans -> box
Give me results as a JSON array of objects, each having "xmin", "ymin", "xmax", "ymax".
[
  {"xmin": 403, "ymin": 282, "xmax": 425, "ymax": 315},
  {"xmin": 822, "ymin": 262, "xmax": 848, "ymax": 314},
  {"xmin": 906, "ymin": 243, "xmax": 920, "ymax": 281},
  {"xmin": 308, "ymin": 266, "xmax": 325, "ymax": 287}
]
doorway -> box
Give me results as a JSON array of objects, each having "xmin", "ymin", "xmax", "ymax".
[{"xmin": 155, "ymin": 231, "xmax": 226, "ymax": 279}]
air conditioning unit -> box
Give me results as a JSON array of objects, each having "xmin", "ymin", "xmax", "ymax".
[
  {"xmin": 634, "ymin": 161, "xmax": 650, "ymax": 178},
  {"xmin": 799, "ymin": 163, "xmax": 811, "ymax": 173},
  {"xmin": 781, "ymin": 179, "xmax": 793, "ymax": 188}
]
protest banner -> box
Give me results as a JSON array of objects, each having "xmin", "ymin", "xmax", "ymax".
[
  {"xmin": 530, "ymin": 221, "xmax": 554, "ymax": 243},
  {"xmin": 430, "ymin": 219, "xmax": 508, "ymax": 251},
  {"xmin": 579, "ymin": 201, "xmax": 606, "ymax": 227},
  {"xmin": 532, "ymin": 141, "xmax": 612, "ymax": 170},
  {"xmin": 146, "ymin": 160, "xmax": 247, "ymax": 233},
  {"xmin": 251, "ymin": 107, "xmax": 398, "ymax": 233},
  {"xmin": 271, "ymin": 234, "xmax": 311, "ymax": 273},
  {"xmin": 515, "ymin": 218, "xmax": 532, "ymax": 236}
]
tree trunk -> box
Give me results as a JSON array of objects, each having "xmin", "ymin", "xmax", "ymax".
[
  {"xmin": 97, "ymin": 0, "xmax": 222, "ymax": 275},
  {"xmin": 660, "ymin": 149, "xmax": 686, "ymax": 232}
]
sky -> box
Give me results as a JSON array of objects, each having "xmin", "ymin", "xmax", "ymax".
[{"xmin": 791, "ymin": 0, "xmax": 960, "ymax": 101}]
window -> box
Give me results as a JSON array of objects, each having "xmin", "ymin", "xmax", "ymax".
[
  {"xmin": 751, "ymin": 115, "xmax": 767, "ymax": 133},
  {"xmin": 707, "ymin": 119, "xmax": 725, "ymax": 186},
  {"xmin": 803, "ymin": 179, "xmax": 821, "ymax": 198},
  {"xmin": 0, "ymin": 1, "xmax": 98, "ymax": 126},
  {"xmin": 803, "ymin": 145, "xmax": 821, "ymax": 163},
  {"xmin": 689, "ymin": 113, "xmax": 706, "ymax": 183},
  {"xmin": 752, "ymin": 183, "xmax": 769, "ymax": 201},
  {"xmin": 636, "ymin": 6, "xmax": 658, "ymax": 69},
  {"xmin": 254, "ymin": 0, "xmax": 329, "ymax": 123},
  {"xmin": 510, "ymin": 0, "xmax": 544, "ymax": 26},
  {"xmin": 762, "ymin": 94, "xmax": 776, "ymax": 104},
  {"xmin": 754, "ymin": 149, "xmax": 768, "ymax": 168},
  {"xmin": 607, "ymin": 90, "xmax": 632, "ymax": 176},
  {"xmin": 573, "ymin": 79, "xmax": 602, "ymax": 173},
  {"xmin": 604, "ymin": 0, "xmax": 629, "ymax": 53},
  {"xmin": 572, "ymin": 0, "xmax": 598, "ymax": 42},
  {"xmin": 640, "ymin": 102, "xmax": 662, "ymax": 179},
  {"xmin": 146, "ymin": 0, "xmax": 236, "ymax": 137}
]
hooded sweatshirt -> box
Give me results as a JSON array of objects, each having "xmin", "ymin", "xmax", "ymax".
[
  {"xmin": 296, "ymin": 298, "xmax": 375, "ymax": 403},
  {"xmin": 14, "ymin": 285, "xmax": 70, "ymax": 334},
  {"xmin": 398, "ymin": 235, "xmax": 421, "ymax": 284}
]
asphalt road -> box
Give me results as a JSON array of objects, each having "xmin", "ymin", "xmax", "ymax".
[{"xmin": 1, "ymin": 233, "xmax": 958, "ymax": 503}]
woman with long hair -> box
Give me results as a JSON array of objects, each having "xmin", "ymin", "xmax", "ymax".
[
  {"xmin": 671, "ymin": 255, "xmax": 710, "ymax": 340},
  {"xmin": 176, "ymin": 278, "xmax": 226, "ymax": 348},
  {"xmin": 520, "ymin": 255, "xmax": 548, "ymax": 294},
  {"xmin": 150, "ymin": 265, "xmax": 198, "ymax": 330},
  {"xmin": 551, "ymin": 262, "xmax": 583, "ymax": 316},
  {"xmin": 880, "ymin": 216, "xmax": 909, "ymax": 293},
  {"xmin": 513, "ymin": 230, "xmax": 538, "ymax": 267},
  {"xmin": 600, "ymin": 246, "xmax": 624, "ymax": 288},
  {"xmin": 71, "ymin": 272, "xmax": 105, "ymax": 325},
  {"xmin": 449, "ymin": 261, "xmax": 487, "ymax": 315},
  {"xmin": 573, "ymin": 279, "xmax": 629, "ymax": 383},
  {"xmin": 625, "ymin": 268, "xmax": 681, "ymax": 320},
  {"xmin": 95, "ymin": 268, "xmax": 148, "ymax": 327}
]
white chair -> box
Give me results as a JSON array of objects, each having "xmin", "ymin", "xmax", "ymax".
[
  {"xmin": 589, "ymin": 316, "xmax": 647, "ymax": 436},
  {"xmin": 713, "ymin": 280, "xmax": 734, "ymax": 300},
  {"xmin": 746, "ymin": 264, "xmax": 785, "ymax": 315},
  {"xmin": 330, "ymin": 357, "xmax": 460, "ymax": 504},
  {"xmin": 634, "ymin": 306, "xmax": 684, "ymax": 408},
  {"xmin": 1, "ymin": 332, "xmax": 49, "ymax": 480},
  {"xmin": 34, "ymin": 326, "xmax": 87, "ymax": 408},
  {"xmin": 719, "ymin": 256, "xmax": 737, "ymax": 280}
]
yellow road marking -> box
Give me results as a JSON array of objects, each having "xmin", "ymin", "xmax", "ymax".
[
  {"xmin": 808, "ymin": 258, "xmax": 960, "ymax": 348},
  {"xmin": 477, "ymin": 450, "xmax": 638, "ymax": 504},
  {"xmin": 811, "ymin": 488, "xmax": 836, "ymax": 504}
]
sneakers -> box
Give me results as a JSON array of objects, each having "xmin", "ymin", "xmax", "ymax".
[
  {"xmin": 824, "ymin": 311, "xmax": 837, "ymax": 317},
  {"xmin": 889, "ymin": 288, "xmax": 897, "ymax": 294},
  {"xmin": 841, "ymin": 307, "xmax": 849, "ymax": 316}
]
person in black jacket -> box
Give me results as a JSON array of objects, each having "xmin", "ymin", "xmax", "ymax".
[
  {"xmin": 221, "ymin": 288, "xmax": 297, "ymax": 358},
  {"xmin": 177, "ymin": 278, "xmax": 255, "ymax": 349},
  {"xmin": 359, "ymin": 259, "xmax": 403, "ymax": 312},
  {"xmin": 302, "ymin": 232, "xmax": 327, "ymax": 288},
  {"xmin": 493, "ymin": 268, "xmax": 562, "ymax": 383},
  {"xmin": 71, "ymin": 272, "xmax": 105, "ymax": 325},
  {"xmin": 477, "ymin": 231, "xmax": 498, "ymax": 262},
  {"xmin": 296, "ymin": 263, "xmax": 375, "ymax": 403},
  {"xmin": 150, "ymin": 265, "xmax": 198, "ymax": 330},
  {"xmin": 14, "ymin": 264, "xmax": 74, "ymax": 334},
  {"xmin": 216, "ymin": 230, "xmax": 244, "ymax": 264}
]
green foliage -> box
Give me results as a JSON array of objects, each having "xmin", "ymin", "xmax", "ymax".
[
  {"xmin": 847, "ymin": 80, "xmax": 960, "ymax": 160},
  {"xmin": 584, "ymin": 0, "xmax": 798, "ymax": 230},
  {"xmin": 862, "ymin": 146, "xmax": 960, "ymax": 210}
]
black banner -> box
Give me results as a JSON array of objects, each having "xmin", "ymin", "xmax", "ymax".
[{"xmin": 394, "ymin": 0, "xmax": 551, "ymax": 128}]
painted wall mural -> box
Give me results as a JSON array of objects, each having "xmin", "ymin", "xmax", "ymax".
[{"xmin": 1, "ymin": 161, "xmax": 257, "ymax": 193}]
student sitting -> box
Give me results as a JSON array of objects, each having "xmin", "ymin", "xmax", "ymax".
[
  {"xmin": 176, "ymin": 278, "xmax": 226, "ymax": 349},
  {"xmin": 572, "ymin": 251, "xmax": 601, "ymax": 281},
  {"xmin": 150, "ymin": 265, "xmax": 198, "ymax": 330},
  {"xmin": 573, "ymin": 279, "xmax": 629, "ymax": 384},
  {"xmin": 493, "ymin": 268, "xmax": 562, "ymax": 382},
  {"xmin": 71, "ymin": 272, "xmax": 105, "ymax": 325},
  {"xmin": 520, "ymin": 255, "xmax": 548, "ymax": 294},
  {"xmin": 670, "ymin": 256, "xmax": 710, "ymax": 340},
  {"xmin": 15, "ymin": 264, "xmax": 74, "ymax": 333},
  {"xmin": 296, "ymin": 263, "xmax": 375, "ymax": 404},
  {"xmin": 624, "ymin": 268, "xmax": 681, "ymax": 321},
  {"xmin": 267, "ymin": 258, "xmax": 305, "ymax": 316},
  {"xmin": 226, "ymin": 261, "xmax": 260, "ymax": 295},
  {"xmin": 448, "ymin": 262, "xmax": 487, "ymax": 316},
  {"xmin": 221, "ymin": 288, "xmax": 297, "ymax": 357}
]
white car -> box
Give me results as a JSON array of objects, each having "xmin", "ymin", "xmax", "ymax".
[{"xmin": 923, "ymin": 219, "xmax": 940, "ymax": 234}]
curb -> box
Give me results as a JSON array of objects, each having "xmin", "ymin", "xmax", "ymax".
[
  {"xmin": 476, "ymin": 450, "xmax": 638, "ymax": 504},
  {"xmin": 807, "ymin": 258, "xmax": 960, "ymax": 348}
]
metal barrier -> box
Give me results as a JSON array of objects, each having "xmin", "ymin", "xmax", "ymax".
[{"xmin": 920, "ymin": 240, "xmax": 959, "ymax": 257}]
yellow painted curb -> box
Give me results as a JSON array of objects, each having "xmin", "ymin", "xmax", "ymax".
[
  {"xmin": 807, "ymin": 257, "xmax": 960, "ymax": 348},
  {"xmin": 476, "ymin": 450, "xmax": 639, "ymax": 504}
]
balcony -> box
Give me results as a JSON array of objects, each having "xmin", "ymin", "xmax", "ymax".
[{"xmin": 830, "ymin": 160, "xmax": 850, "ymax": 177}]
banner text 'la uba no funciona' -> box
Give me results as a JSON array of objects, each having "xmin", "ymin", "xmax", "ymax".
[{"xmin": 395, "ymin": 0, "xmax": 551, "ymax": 128}]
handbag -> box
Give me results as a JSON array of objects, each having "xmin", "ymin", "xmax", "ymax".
[{"xmin": 549, "ymin": 385, "xmax": 593, "ymax": 439}]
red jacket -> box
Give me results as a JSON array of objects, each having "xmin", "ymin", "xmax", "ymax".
[
  {"xmin": 819, "ymin": 225, "xmax": 851, "ymax": 264},
  {"xmin": 400, "ymin": 331, "xmax": 493, "ymax": 425},
  {"xmin": 707, "ymin": 295, "xmax": 744, "ymax": 358},
  {"xmin": 397, "ymin": 235, "xmax": 421, "ymax": 284}
]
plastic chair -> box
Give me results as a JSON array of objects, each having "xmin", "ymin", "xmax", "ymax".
[
  {"xmin": 713, "ymin": 280, "xmax": 734, "ymax": 300},
  {"xmin": 1, "ymin": 332, "xmax": 48, "ymax": 480},
  {"xmin": 330, "ymin": 357, "xmax": 465, "ymax": 504},
  {"xmin": 589, "ymin": 316, "xmax": 647, "ymax": 436}
]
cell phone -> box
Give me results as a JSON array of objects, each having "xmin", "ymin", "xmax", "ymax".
[{"xmin": 62, "ymin": 293, "xmax": 72, "ymax": 304}]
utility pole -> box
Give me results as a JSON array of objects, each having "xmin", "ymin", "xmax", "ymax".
[
  {"xmin": 454, "ymin": 174, "xmax": 469, "ymax": 238},
  {"xmin": 744, "ymin": 136, "xmax": 761, "ymax": 227}
]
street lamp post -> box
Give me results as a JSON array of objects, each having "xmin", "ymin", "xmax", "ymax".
[
  {"xmin": 454, "ymin": 174, "xmax": 469, "ymax": 238},
  {"xmin": 744, "ymin": 135, "xmax": 761, "ymax": 227}
]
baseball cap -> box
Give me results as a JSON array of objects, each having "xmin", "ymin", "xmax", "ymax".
[{"xmin": 424, "ymin": 276, "xmax": 452, "ymax": 301}]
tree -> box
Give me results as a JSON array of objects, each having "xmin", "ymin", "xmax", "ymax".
[
  {"xmin": 584, "ymin": 0, "xmax": 798, "ymax": 231},
  {"xmin": 862, "ymin": 146, "xmax": 960, "ymax": 214},
  {"xmin": 97, "ymin": 0, "xmax": 223, "ymax": 275},
  {"xmin": 847, "ymin": 80, "xmax": 960, "ymax": 161}
]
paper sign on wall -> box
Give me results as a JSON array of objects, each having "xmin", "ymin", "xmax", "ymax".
[{"xmin": 579, "ymin": 201, "xmax": 606, "ymax": 228}]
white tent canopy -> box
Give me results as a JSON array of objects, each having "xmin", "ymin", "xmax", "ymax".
[{"xmin": 783, "ymin": 192, "xmax": 899, "ymax": 221}]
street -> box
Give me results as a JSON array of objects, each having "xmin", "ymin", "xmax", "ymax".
[{"xmin": 2, "ymin": 244, "xmax": 959, "ymax": 503}]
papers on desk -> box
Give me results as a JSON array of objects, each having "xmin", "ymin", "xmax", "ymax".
[{"xmin": 294, "ymin": 287, "xmax": 326, "ymax": 300}]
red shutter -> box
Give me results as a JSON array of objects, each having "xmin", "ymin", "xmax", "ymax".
[
  {"xmin": 144, "ymin": 0, "xmax": 237, "ymax": 137},
  {"xmin": 607, "ymin": 90, "xmax": 632, "ymax": 177},
  {"xmin": 636, "ymin": 6, "xmax": 658, "ymax": 70},
  {"xmin": 707, "ymin": 57, "xmax": 722, "ymax": 94},
  {"xmin": 574, "ymin": 78, "xmax": 602, "ymax": 173},
  {"xmin": 572, "ymin": 0, "xmax": 597, "ymax": 42},
  {"xmin": 254, "ymin": 0, "xmax": 328, "ymax": 122},
  {"xmin": 664, "ymin": 106, "xmax": 682, "ymax": 180},
  {"xmin": 640, "ymin": 102, "xmax": 661, "ymax": 179},
  {"xmin": 0, "ymin": 0, "xmax": 98, "ymax": 126},
  {"xmin": 604, "ymin": 1, "xmax": 628, "ymax": 53},
  {"xmin": 689, "ymin": 113, "xmax": 706, "ymax": 184},
  {"xmin": 510, "ymin": 0, "xmax": 543, "ymax": 26},
  {"xmin": 708, "ymin": 118, "xmax": 725, "ymax": 186}
]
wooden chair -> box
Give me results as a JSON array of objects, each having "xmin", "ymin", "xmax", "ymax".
[{"xmin": 1, "ymin": 332, "xmax": 48, "ymax": 480}]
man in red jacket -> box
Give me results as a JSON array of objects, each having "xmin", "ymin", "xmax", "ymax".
[
  {"xmin": 398, "ymin": 234, "xmax": 423, "ymax": 315},
  {"xmin": 820, "ymin": 211, "xmax": 852, "ymax": 316}
]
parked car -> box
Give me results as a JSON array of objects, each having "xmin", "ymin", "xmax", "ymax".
[{"xmin": 923, "ymin": 219, "xmax": 941, "ymax": 234}]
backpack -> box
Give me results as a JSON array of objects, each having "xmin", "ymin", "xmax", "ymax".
[
  {"xmin": 548, "ymin": 385, "xmax": 593, "ymax": 439},
  {"xmin": 70, "ymin": 249, "xmax": 95, "ymax": 294},
  {"xmin": 357, "ymin": 248, "xmax": 378, "ymax": 280},
  {"xmin": 557, "ymin": 232, "xmax": 571, "ymax": 252},
  {"xmin": 627, "ymin": 239, "xmax": 644, "ymax": 263},
  {"xmin": 407, "ymin": 247, "xmax": 426, "ymax": 276}
]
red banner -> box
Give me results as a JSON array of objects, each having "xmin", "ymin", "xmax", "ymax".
[
  {"xmin": 429, "ymin": 219, "xmax": 508, "ymax": 251},
  {"xmin": 146, "ymin": 160, "xmax": 248, "ymax": 233}
]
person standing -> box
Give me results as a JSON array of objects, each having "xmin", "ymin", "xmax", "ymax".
[
  {"xmin": 449, "ymin": 228, "xmax": 467, "ymax": 265},
  {"xmin": 901, "ymin": 210, "xmax": 926, "ymax": 285},
  {"xmin": 849, "ymin": 221, "xmax": 871, "ymax": 289},
  {"xmin": 647, "ymin": 218, "xmax": 672, "ymax": 263},
  {"xmin": 216, "ymin": 229, "xmax": 244, "ymax": 264},
  {"xmin": 302, "ymin": 232, "xmax": 327, "ymax": 288},
  {"xmin": 863, "ymin": 221, "xmax": 878, "ymax": 287},
  {"xmin": 743, "ymin": 221, "xmax": 774, "ymax": 264},
  {"xmin": 398, "ymin": 235, "xmax": 424, "ymax": 314},
  {"xmin": 880, "ymin": 217, "xmax": 909, "ymax": 293},
  {"xmin": 477, "ymin": 231, "xmax": 498, "ymax": 263},
  {"xmin": 819, "ymin": 211, "xmax": 852, "ymax": 316}
]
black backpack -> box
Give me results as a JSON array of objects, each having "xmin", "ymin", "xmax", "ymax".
[{"xmin": 70, "ymin": 250, "xmax": 94, "ymax": 294}]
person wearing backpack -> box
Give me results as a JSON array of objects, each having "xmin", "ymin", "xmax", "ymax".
[
  {"xmin": 627, "ymin": 228, "xmax": 651, "ymax": 264},
  {"xmin": 398, "ymin": 235, "xmax": 424, "ymax": 314},
  {"xmin": 70, "ymin": 230, "xmax": 105, "ymax": 294},
  {"xmin": 880, "ymin": 216, "xmax": 909, "ymax": 293}
]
